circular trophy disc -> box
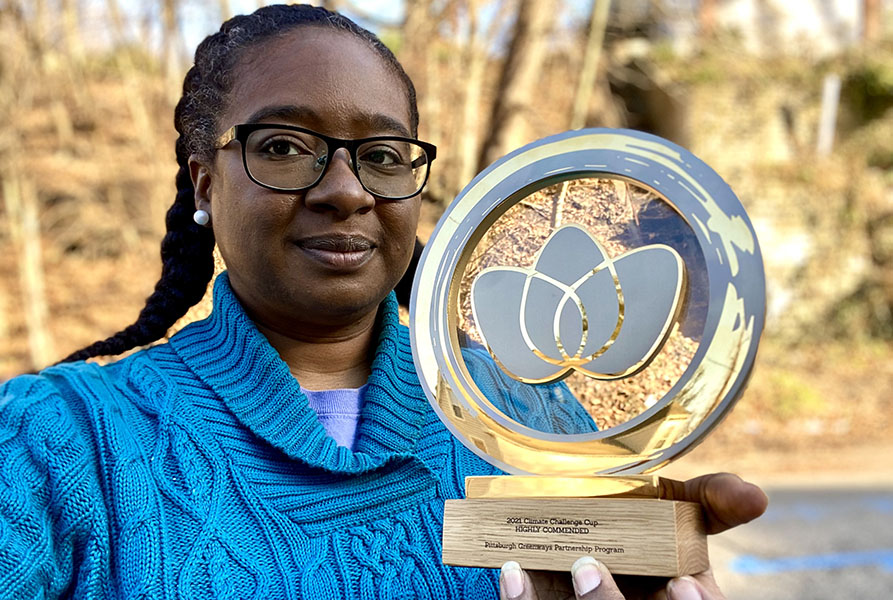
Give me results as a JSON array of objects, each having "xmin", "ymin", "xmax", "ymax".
[{"xmin": 410, "ymin": 129, "xmax": 765, "ymax": 476}]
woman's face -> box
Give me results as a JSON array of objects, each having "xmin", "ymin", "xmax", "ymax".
[{"xmin": 192, "ymin": 27, "xmax": 421, "ymax": 335}]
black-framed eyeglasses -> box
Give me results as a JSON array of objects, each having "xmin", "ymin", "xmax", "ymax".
[{"xmin": 215, "ymin": 123, "xmax": 437, "ymax": 200}]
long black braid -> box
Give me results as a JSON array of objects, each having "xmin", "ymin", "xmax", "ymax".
[{"xmin": 61, "ymin": 4, "xmax": 421, "ymax": 363}]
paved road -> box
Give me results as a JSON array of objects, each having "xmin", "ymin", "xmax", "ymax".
[{"xmin": 710, "ymin": 485, "xmax": 893, "ymax": 599}]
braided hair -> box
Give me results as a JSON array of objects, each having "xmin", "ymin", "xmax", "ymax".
[{"xmin": 61, "ymin": 4, "xmax": 421, "ymax": 363}]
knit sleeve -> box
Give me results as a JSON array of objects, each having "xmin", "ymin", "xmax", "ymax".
[
  {"xmin": 461, "ymin": 345, "xmax": 599, "ymax": 434},
  {"xmin": 0, "ymin": 373, "xmax": 110, "ymax": 599}
]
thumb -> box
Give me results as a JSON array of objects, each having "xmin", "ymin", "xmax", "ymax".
[
  {"xmin": 571, "ymin": 557, "xmax": 625, "ymax": 599},
  {"xmin": 500, "ymin": 561, "xmax": 539, "ymax": 600}
]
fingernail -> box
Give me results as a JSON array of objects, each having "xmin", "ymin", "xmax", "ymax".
[
  {"xmin": 571, "ymin": 556, "xmax": 602, "ymax": 596},
  {"xmin": 500, "ymin": 561, "xmax": 524, "ymax": 599},
  {"xmin": 667, "ymin": 576, "xmax": 702, "ymax": 600}
]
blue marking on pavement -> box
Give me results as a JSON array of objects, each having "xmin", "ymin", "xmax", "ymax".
[
  {"xmin": 759, "ymin": 503, "xmax": 836, "ymax": 523},
  {"xmin": 730, "ymin": 550, "xmax": 893, "ymax": 574},
  {"xmin": 758, "ymin": 495, "xmax": 893, "ymax": 522},
  {"xmin": 864, "ymin": 496, "xmax": 893, "ymax": 513}
]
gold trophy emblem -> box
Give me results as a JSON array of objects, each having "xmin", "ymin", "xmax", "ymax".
[{"xmin": 410, "ymin": 129, "xmax": 765, "ymax": 576}]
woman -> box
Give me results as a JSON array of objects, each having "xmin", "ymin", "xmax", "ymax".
[{"xmin": 0, "ymin": 5, "xmax": 766, "ymax": 599}]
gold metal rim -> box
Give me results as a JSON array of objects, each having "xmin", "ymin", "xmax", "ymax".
[{"xmin": 410, "ymin": 129, "xmax": 765, "ymax": 476}]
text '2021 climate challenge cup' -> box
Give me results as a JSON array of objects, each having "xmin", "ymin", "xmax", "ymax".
[{"xmin": 410, "ymin": 128, "xmax": 765, "ymax": 576}]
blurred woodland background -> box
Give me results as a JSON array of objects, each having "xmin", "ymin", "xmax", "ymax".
[{"xmin": 1, "ymin": 0, "xmax": 891, "ymax": 467}]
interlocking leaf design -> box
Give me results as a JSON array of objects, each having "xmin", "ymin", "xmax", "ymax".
[{"xmin": 470, "ymin": 224, "xmax": 685, "ymax": 384}]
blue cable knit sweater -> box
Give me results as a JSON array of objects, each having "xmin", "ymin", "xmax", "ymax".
[{"xmin": 0, "ymin": 274, "xmax": 506, "ymax": 599}]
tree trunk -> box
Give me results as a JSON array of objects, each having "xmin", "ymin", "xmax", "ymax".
[
  {"xmin": 2, "ymin": 174, "xmax": 55, "ymax": 369},
  {"xmin": 162, "ymin": 0, "xmax": 183, "ymax": 102},
  {"xmin": 402, "ymin": 0, "xmax": 448, "ymax": 200},
  {"xmin": 477, "ymin": 0, "xmax": 559, "ymax": 172},
  {"xmin": 33, "ymin": 0, "xmax": 50, "ymax": 52},
  {"xmin": 863, "ymin": 0, "xmax": 881, "ymax": 42},
  {"xmin": 553, "ymin": 0, "xmax": 612, "ymax": 227},
  {"xmin": 60, "ymin": 0, "xmax": 84, "ymax": 60},
  {"xmin": 699, "ymin": 0, "xmax": 717, "ymax": 39},
  {"xmin": 454, "ymin": 0, "xmax": 513, "ymax": 194},
  {"xmin": 0, "ymin": 285, "xmax": 8, "ymax": 355},
  {"xmin": 106, "ymin": 0, "xmax": 127, "ymax": 43},
  {"xmin": 457, "ymin": 2, "xmax": 486, "ymax": 191},
  {"xmin": 219, "ymin": 0, "xmax": 232, "ymax": 21},
  {"xmin": 569, "ymin": 0, "xmax": 611, "ymax": 130},
  {"xmin": 402, "ymin": 0, "xmax": 434, "ymax": 129}
]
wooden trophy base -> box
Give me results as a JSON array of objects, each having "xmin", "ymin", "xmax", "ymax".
[{"xmin": 442, "ymin": 476, "xmax": 707, "ymax": 577}]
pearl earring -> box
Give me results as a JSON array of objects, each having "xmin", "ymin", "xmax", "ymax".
[{"xmin": 193, "ymin": 209, "xmax": 210, "ymax": 226}]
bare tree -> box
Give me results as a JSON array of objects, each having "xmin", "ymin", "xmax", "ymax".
[
  {"xmin": 161, "ymin": 0, "xmax": 183, "ymax": 101},
  {"xmin": 456, "ymin": 0, "xmax": 488, "ymax": 190},
  {"xmin": 477, "ymin": 0, "xmax": 559, "ymax": 172},
  {"xmin": 33, "ymin": 0, "xmax": 50, "ymax": 52},
  {"xmin": 0, "ymin": 286, "xmax": 8, "ymax": 349},
  {"xmin": 219, "ymin": 0, "xmax": 232, "ymax": 22},
  {"xmin": 454, "ymin": 0, "xmax": 513, "ymax": 193},
  {"xmin": 699, "ymin": 0, "xmax": 717, "ymax": 39},
  {"xmin": 106, "ymin": 0, "xmax": 127, "ymax": 42},
  {"xmin": 863, "ymin": 0, "xmax": 881, "ymax": 42},
  {"xmin": 2, "ymin": 172, "xmax": 55, "ymax": 369},
  {"xmin": 552, "ymin": 0, "xmax": 611, "ymax": 228},
  {"xmin": 60, "ymin": 0, "xmax": 84, "ymax": 60},
  {"xmin": 401, "ymin": 0, "xmax": 451, "ymax": 201},
  {"xmin": 569, "ymin": 0, "xmax": 611, "ymax": 130}
]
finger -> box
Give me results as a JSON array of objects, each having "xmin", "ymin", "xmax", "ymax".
[
  {"xmin": 660, "ymin": 473, "xmax": 768, "ymax": 534},
  {"xmin": 571, "ymin": 557, "xmax": 625, "ymax": 599},
  {"xmin": 687, "ymin": 568, "xmax": 724, "ymax": 599},
  {"xmin": 500, "ymin": 561, "xmax": 538, "ymax": 600},
  {"xmin": 666, "ymin": 573, "xmax": 725, "ymax": 600}
]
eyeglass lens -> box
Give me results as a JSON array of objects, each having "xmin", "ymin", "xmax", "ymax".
[{"xmin": 244, "ymin": 128, "xmax": 429, "ymax": 198}]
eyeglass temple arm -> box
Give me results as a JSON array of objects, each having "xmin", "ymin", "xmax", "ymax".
[{"xmin": 215, "ymin": 127, "xmax": 237, "ymax": 149}]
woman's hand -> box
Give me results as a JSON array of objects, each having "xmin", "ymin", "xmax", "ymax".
[
  {"xmin": 500, "ymin": 558, "xmax": 724, "ymax": 600},
  {"xmin": 497, "ymin": 472, "xmax": 769, "ymax": 600}
]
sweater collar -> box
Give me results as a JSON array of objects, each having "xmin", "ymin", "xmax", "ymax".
[{"xmin": 169, "ymin": 272, "xmax": 429, "ymax": 474}]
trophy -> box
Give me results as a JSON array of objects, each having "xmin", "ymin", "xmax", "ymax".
[{"xmin": 409, "ymin": 129, "xmax": 765, "ymax": 577}]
